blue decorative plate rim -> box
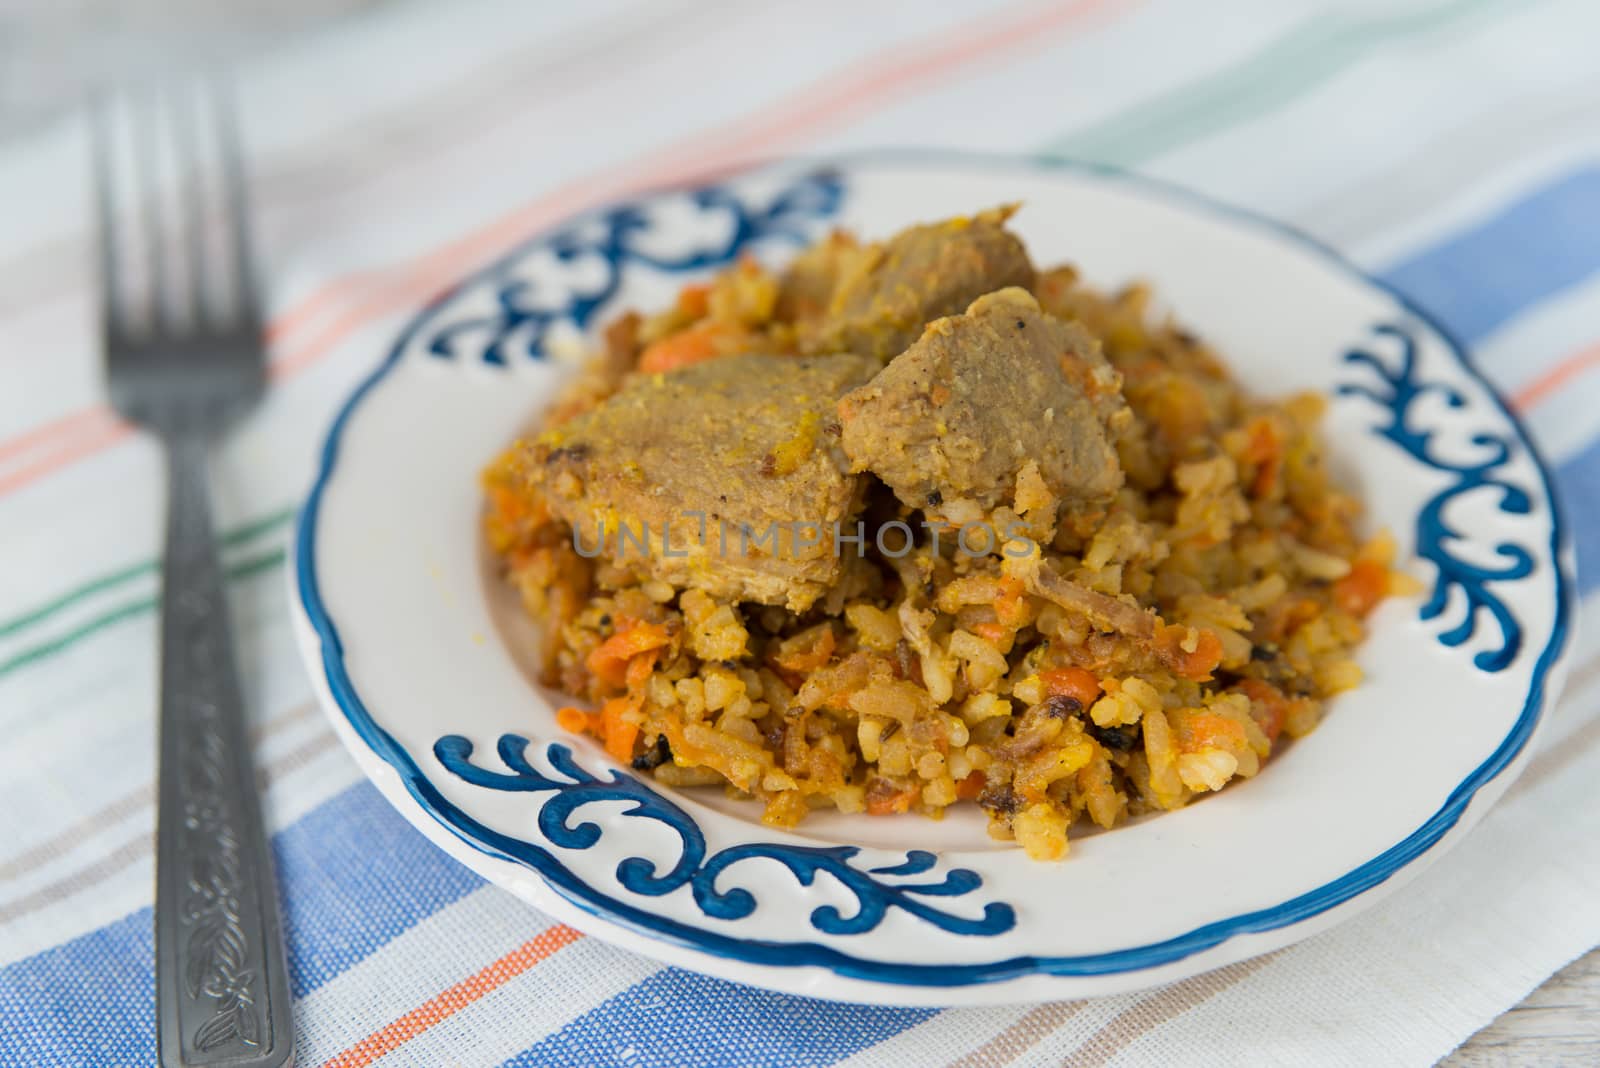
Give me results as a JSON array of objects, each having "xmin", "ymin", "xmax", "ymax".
[{"xmin": 294, "ymin": 149, "xmax": 1573, "ymax": 988}]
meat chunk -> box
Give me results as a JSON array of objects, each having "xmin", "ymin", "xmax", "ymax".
[
  {"xmin": 810, "ymin": 206, "xmax": 1034, "ymax": 361},
  {"xmin": 521, "ymin": 353, "xmax": 877, "ymax": 611},
  {"xmin": 837, "ymin": 288, "xmax": 1127, "ymax": 523}
]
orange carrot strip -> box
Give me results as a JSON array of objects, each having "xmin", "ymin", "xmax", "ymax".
[
  {"xmin": 638, "ymin": 322, "xmax": 733, "ymax": 374},
  {"xmin": 555, "ymin": 706, "xmax": 590, "ymax": 734},
  {"xmin": 955, "ymin": 770, "xmax": 987, "ymax": 801},
  {"xmin": 971, "ymin": 622, "xmax": 1008, "ymax": 644},
  {"xmin": 625, "ymin": 648, "xmax": 659, "ymax": 689},
  {"xmin": 1333, "ymin": 559, "xmax": 1387, "ymax": 618},
  {"xmin": 1243, "ymin": 417, "xmax": 1283, "ymax": 497},
  {"xmin": 1041, "ymin": 667, "xmax": 1100, "ymax": 708},
  {"xmin": 586, "ymin": 622, "xmax": 670, "ymax": 689},
  {"xmin": 488, "ymin": 485, "xmax": 529, "ymax": 524},
  {"xmin": 1175, "ymin": 712, "xmax": 1250, "ymax": 753},
  {"xmin": 994, "ymin": 576, "xmax": 1029, "ymax": 628},
  {"xmin": 601, "ymin": 697, "xmax": 639, "ymax": 764},
  {"xmin": 774, "ymin": 627, "xmax": 836, "ymax": 673},
  {"xmin": 675, "ymin": 283, "xmax": 710, "ymax": 320},
  {"xmin": 1156, "ymin": 625, "xmax": 1224, "ymax": 681},
  {"xmin": 1234, "ymin": 678, "xmax": 1288, "ymax": 744},
  {"xmin": 865, "ymin": 785, "xmax": 918, "ymax": 816}
]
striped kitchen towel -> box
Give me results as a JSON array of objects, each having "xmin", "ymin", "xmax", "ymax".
[{"xmin": 4, "ymin": 1, "xmax": 1600, "ymax": 1064}]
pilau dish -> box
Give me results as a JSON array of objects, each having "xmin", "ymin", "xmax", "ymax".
[{"xmin": 482, "ymin": 206, "xmax": 1414, "ymax": 861}]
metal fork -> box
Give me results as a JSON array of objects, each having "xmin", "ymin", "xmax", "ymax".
[{"xmin": 94, "ymin": 83, "xmax": 293, "ymax": 1068}]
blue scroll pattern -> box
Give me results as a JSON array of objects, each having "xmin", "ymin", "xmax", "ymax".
[
  {"xmin": 435, "ymin": 735, "xmax": 1017, "ymax": 938},
  {"xmin": 1341, "ymin": 323, "xmax": 1532, "ymax": 672},
  {"xmin": 423, "ymin": 169, "xmax": 844, "ymax": 366}
]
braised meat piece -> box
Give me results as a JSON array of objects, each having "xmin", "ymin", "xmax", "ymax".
[
  {"xmin": 810, "ymin": 206, "xmax": 1034, "ymax": 360},
  {"xmin": 521, "ymin": 353, "xmax": 877, "ymax": 611},
  {"xmin": 837, "ymin": 287, "xmax": 1127, "ymax": 522}
]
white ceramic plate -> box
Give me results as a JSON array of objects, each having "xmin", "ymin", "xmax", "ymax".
[{"xmin": 291, "ymin": 153, "xmax": 1573, "ymax": 1005}]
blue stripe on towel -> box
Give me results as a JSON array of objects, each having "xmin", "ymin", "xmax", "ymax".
[
  {"xmin": 0, "ymin": 909, "xmax": 154, "ymax": 1068},
  {"xmin": 277, "ymin": 781, "xmax": 485, "ymax": 997},
  {"xmin": 500, "ymin": 967, "xmax": 937, "ymax": 1068},
  {"xmin": 1382, "ymin": 167, "xmax": 1600, "ymax": 344}
]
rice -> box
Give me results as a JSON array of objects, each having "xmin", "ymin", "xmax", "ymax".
[{"xmin": 481, "ymin": 244, "xmax": 1403, "ymax": 862}]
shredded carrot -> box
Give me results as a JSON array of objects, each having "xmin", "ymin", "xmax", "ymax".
[
  {"xmin": 655, "ymin": 716, "xmax": 694, "ymax": 764},
  {"xmin": 972, "ymin": 622, "xmax": 1009, "ymax": 644},
  {"xmin": 1041, "ymin": 667, "xmax": 1100, "ymax": 708},
  {"xmin": 555, "ymin": 706, "xmax": 591, "ymax": 734},
  {"xmin": 637, "ymin": 321, "xmax": 749, "ymax": 373},
  {"xmin": 774, "ymin": 626, "xmax": 836, "ymax": 673},
  {"xmin": 488, "ymin": 485, "xmax": 529, "ymax": 525},
  {"xmin": 1234, "ymin": 678, "xmax": 1288, "ymax": 744},
  {"xmin": 1155, "ymin": 625, "xmax": 1224, "ymax": 681},
  {"xmin": 994, "ymin": 576, "xmax": 1029, "ymax": 629},
  {"xmin": 1263, "ymin": 597, "xmax": 1323, "ymax": 643},
  {"xmin": 955, "ymin": 771, "xmax": 987, "ymax": 801},
  {"xmin": 1175, "ymin": 712, "xmax": 1250, "ymax": 754},
  {"xmin": 638, "ymin": 325, "xmax": 719, "ymax": 373},
  {"xmin": 674, "ymin": 283, "xmax": 710, "ymax": 320},
  {"xmin": 624, "ymin": 648, "xmax": 659, "ymax": 689},
  {"xmin": 600, "ymin": 697, "xmax": 640, "ymax": 764},
  {"xmin": 484, "ymin": 480, "xmax": 549, "ymax": 554},
  {"xmin": 654, "ymin": 716, "xmax": 733, "ymax": 783},
  {"xmin": 865, "ymin": 784, "xmax": 918, "ymax": 816},
  {"xmin": 1243, "ymin": 417, "xmax": 1283, "ymax": 497},
  {"xmin": 1189, "ymin": 629, "xmax": 1225, "ymax": 679},
  {"xmin": 586, "ymin": 620, "xmax": 670, "ymax": 688},
  {"xmin": 1333, "ymin": 559, "xmax": 1387, "ymax": 618}
]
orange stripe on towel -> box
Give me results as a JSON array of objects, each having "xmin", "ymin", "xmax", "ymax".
[
  {"xmin": 1512, "ymin": 339, "xmax": 1600, "ymax": 411},
  {"xmin": 319, "ymin": 925, "xmax": 584, "ymax": 1068}
]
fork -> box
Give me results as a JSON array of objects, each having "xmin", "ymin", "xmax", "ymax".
[{"xmin": 94, "ymin": 83, "xmax": 293, "ymax": 1068}]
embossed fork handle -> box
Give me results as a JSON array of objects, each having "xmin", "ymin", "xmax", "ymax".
[{"xmin": 155, "ymin": 433, "xmax": 293, "ymax": 1068}]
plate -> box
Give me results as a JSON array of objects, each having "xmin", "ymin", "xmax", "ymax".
[{"xmin": 291, "ymin": 152, "xmax": 1573, "ymax": 1005}]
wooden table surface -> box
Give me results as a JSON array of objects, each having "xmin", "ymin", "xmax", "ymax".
[
  {"xmin": 4, "ymin": 3, "xmax": 1595, "ymax": 1064},
  {"xmin": 1445, "ymin": 949, "xmax": 1600, "ymax": 1066}
]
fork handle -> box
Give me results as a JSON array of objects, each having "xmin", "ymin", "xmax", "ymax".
[{"xmin": 154, "ymin": 432, "xmax": 294, "ymax": 1068}]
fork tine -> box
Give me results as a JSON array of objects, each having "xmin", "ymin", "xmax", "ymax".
[
  {"xmin": 89, "ymin": 96, "xmax": 129, "ymax": 343},
  {"xmin": 132, "ymin": 94, "xmax": 172, "ymax": 334},
  {"xmin": 210, "ymin": 77, "xmax": 261, "ymax": 330},
  {"xmin": 98, "ymin": 73, "xmax": 268, "ymax": 438},
  {"xmin": 170, "ymin": 81, "xmax": 210, "ymax": 328}
]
